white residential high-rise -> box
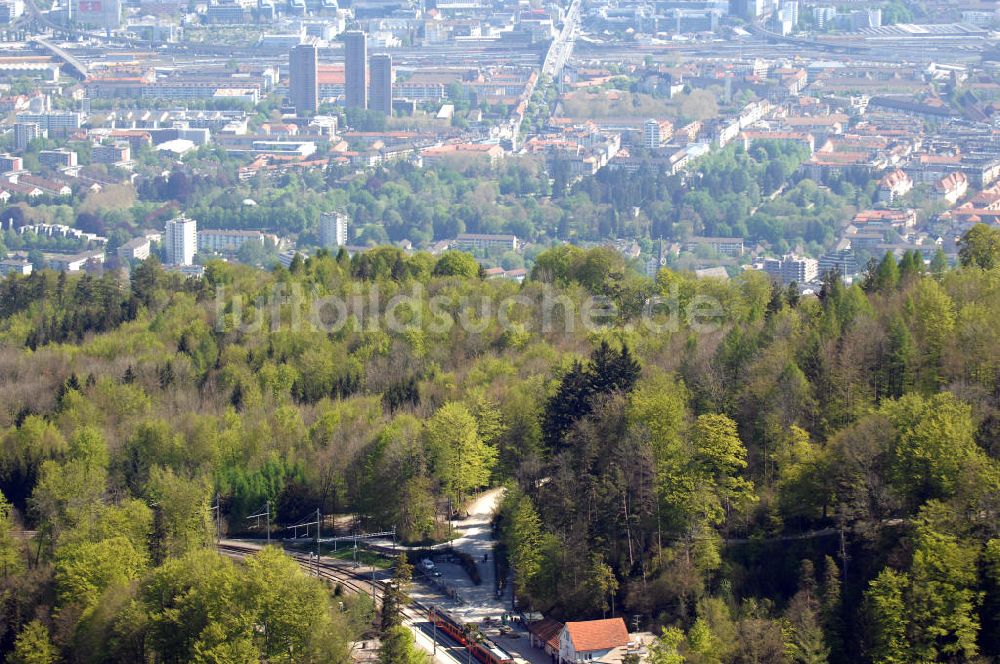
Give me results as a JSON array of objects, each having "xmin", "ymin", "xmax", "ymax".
[
  {"xmin": 0, "ymin": 0, "xmax": 25, "ymax": 22},
  {"xmin": 780, "ymin": 0, "xmax": 799, "ymax": 26},
  {"xmin": 320, "ymin": 212, "xmax": 348, "ymax": 247},
  {"xmin": 14, "ymin": 122, "xmax": 42, "ymax": 151},
  {"xmin": 813, "ymin": 6, "xmax": 836, "ymax": 29},
  {"xmin": 643, "ymin": 119, "xmax": 661, "ymax": 149},
  {"xmin": 741, "ymin": 0, "xmax": 764, "ymax": 19},
  {"xmin": 165, "ymin": 216, "xmax": 197, "ymax": 265}
]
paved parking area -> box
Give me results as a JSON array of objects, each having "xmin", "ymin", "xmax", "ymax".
[
  {"xmin": 407, "ymin": 489, "xmax": 514, "ymax": 625},
  {"xmin": 368, "ymin": 489, "xmax": 550, "ymax": 662}
]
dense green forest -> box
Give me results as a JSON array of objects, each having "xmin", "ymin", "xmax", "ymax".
[{"xmin": 0, "ymin": 225, "xmax": 997, "ymax": 662}]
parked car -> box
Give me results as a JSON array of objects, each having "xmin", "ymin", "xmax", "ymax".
[{"xmin": 421, "ymin": 558, "xmax": 435, "ymax": 571}]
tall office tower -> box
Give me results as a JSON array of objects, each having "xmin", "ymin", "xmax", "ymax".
[
  {"xmin": 320, "ymin": 212, "xmax": 349, "ymax": 247},
  {"xmin": 344, "ymin": 30, "xmax": 368, "ymax": 110},
  {"xmin": 165, "ymin": 216, "xmax": 197, "ymax": 266},
  {"xmin": 368, "ymin": 53, "xmax": 393, "ymax": 116},
  {"xmin": 289, "ymin": 41, "xmax": 319, "ymax": 114}
]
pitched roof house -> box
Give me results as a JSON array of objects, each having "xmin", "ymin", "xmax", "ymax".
[
  {"xmin": 877, "ymin": 169, "xmax": 913, "ymax": 203},
  {"xmin": 528, "ymin": 618, "xmax": 563, "ymax": 656},
  {"xmin": 559, "ymin": 618, "xmax": 630, "ymax": 663},
  {"xmin": 935, "ymin": 172, "xmax": 968, "ymax": 205}
]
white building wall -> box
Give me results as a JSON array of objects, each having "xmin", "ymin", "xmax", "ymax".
[{"xmin": 166, "ymin": 217, "xmax": 197, "ymax": 265}]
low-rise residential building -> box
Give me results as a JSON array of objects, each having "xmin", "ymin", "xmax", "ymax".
[
  {"xmin": 912, "ymin": 153, "xmax": 962, "ymax": 183},
  {"xmin": 249, "ymin": 141, "xmax": 317, "ymax": 158},
  {"xmin": 142, "ymin": 79, "xmax": 261, "ymax": 104},
  {"xmin": 452, "ymin": 233, "xmax": 518, "ymax": 252},
  {"xmin": 852, "ymin": 209, "xmax": 917, "ymax": 229},
  {"xmin": 91, "ymin": 142, "xmax": 131, "ymax": 165},
  {"xmin": 483, "ymin": 266, "xmax": 527, "ymax": 282},
  {"xmin": 14, "ymin": 175, "xmax": 71, "ymax": 196},
  {"xmin": 962, "ymin": 157, "xmax": 1000, "ymax": 189},
  {"xmin": 559, "ymin": 618, "xmax": 631, "ymax": 664},
  {"xmin": 935, "ymin": 172, "xmax": 968, "ymax": 205},
  {"xmin": 278, "ymin": 249, "xmax": 308, "ymax": 269},
  {"xmin": 763, "ymin": 255, "xmax": 819, "ymax": 284},
  {"xmin": 420, "ymin": 143, "xmax": 505, "ymax": 168},
  {"xmin": 46, "ymin": 250, "xmax": 105, "ymax": 272},
  {"xmin": 164, "ymin": 263, "xmax": 206, "ymax": 279},
  {"xmin": 528, "ymin": 618, "xmax": 563, "ymax": 657},
  {"xmin": 0, "ymin": 153, "xmax": 22, "ymax": 172},
  {"xmin": 117, "ymin": 236, "xmax": 152, "ymax": 262},
  {"xmin": 782, "ymin": 114, "xmax": 846, "ymax": 140},
  {"xmin": 0, "ymin": 257, "xmax": 32, "ymax": 276},
  {"xmin": 868, "ymin": 96, "xmax": 955, "ymax": 121},
  {"xmin": 3, "ymin": 181, "xmax": 41, "ymax": 198},
  {"xmin": 683, "ymin": 236, "xmax": 745, "ymax": 257},
  {"xmin": 695, "ymin": 266, "xmax": 729, "ymax": 279},
  {"xmin": 674, "ymin": 121, "xmax": 702, "ymax": 144},
  {"xmin": 39, "ymin": 149, "xmax": 78, "ymax": 168},
  {"xmin": 849, "ymin": 232, "xmax": 886, "ymax": 252},
  {"xmin": 205, "ymin": 3, "xmax": 249, "ymax": 24},
  {"xmin": 0, "ymin": 95, "xmax": 30, "ymax": 113},
  {"xmin": 877, "ymin": 169, "xmax": 913, "ymax": 203},
  {"xmin": 18, "ymin": 223, "xmax": 105, "ymax": 244},
  {"xmin": 819, "ymin": 248, "xmax": 860, "ymax": 278},
  {"xmin": 197, "ymin": 229, "xmax": 269, "ymax": 254},
  {"xmin": 741, "ymin": 131, "xmax": 815, "ymax": 154},
  {"xmin": 940, "ymin": 203, "xmax": 1000, "ymax": 226}
]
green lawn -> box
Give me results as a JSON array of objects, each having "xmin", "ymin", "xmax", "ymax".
[{"xmin": 323, "ymin": 546, "xmax": 392, "ymax": 569}]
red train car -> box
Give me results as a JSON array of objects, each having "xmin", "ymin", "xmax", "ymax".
[{"xmin": 427, "ymin": 607, "xmax": 514, "ymax": 664}]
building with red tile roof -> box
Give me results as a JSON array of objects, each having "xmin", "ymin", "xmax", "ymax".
[
  {"xmin": 528, "ymin": 618, "xmax": 563, "ymax": 656},
  {"xmin": 877, "ymin": 169, "xmax": 913, "ymax": 203},
  {"xmin": 935, "ymin": 171, "xmax": 968, "ymax": 205},
  {"xmin": 421, "ymin": 143, "xmax": 504, "ymax": 167},
  {"xmin": 852, "ymin": 209, "xmax": 917, "ymax": 228},
  {"xmin": 559, "ymin": 618, "xmax": 630, "ymax": 663}
]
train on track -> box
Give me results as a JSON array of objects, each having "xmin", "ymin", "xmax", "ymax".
[{"xmin": 427, "ymin": 607, "xmax": 515, "ymax": 664}]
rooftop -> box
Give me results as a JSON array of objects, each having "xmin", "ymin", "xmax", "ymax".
[{"xmin": 564, "ymin": 618, "xmax": 629, "ymax": 653}]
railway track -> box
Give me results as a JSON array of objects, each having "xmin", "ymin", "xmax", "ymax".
[
  {"xmin": 218, "ymin": 542, "xmax": 380, "ymax": 599},
  {"xmin": 217, "ymin": 542, "xmax": 466, "ymax": 664}
]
